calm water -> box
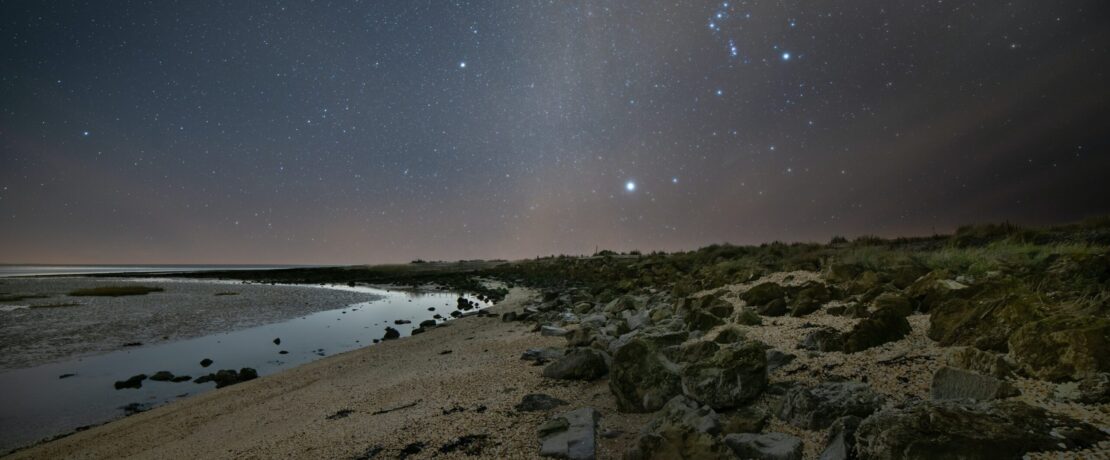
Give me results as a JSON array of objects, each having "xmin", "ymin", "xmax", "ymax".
[
  {"xmin": 0, "ymin": 265, "xmax": 310, "ymax": 278},
  {"xmin": 0, "ymin": 285, "xmax": 488, "ymax": 454}
]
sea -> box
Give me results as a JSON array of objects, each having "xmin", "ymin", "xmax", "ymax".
[{"xmin": 0, "ymin": 264, "xmax": 309, "ymax": 278}]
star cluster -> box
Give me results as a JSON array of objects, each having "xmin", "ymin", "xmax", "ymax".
[{"xmin": 1, "ymin": 1, "xmax": 1108, "ymax": 264}]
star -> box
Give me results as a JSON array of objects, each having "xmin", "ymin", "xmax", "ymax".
[
  {"xmin": 82, "ymin": 131, "xmax": 90, "ymax": 136},
  {"xmin": 781, "ymin": 52, "xmax": 792, "ymax": 61},
  {"xmin": 458, "ymin": 61, "xmax": 467, "ymax": 69},
  {"xmin": 625, "ymin": 181, "xmax": 636, "ymax": 192}
]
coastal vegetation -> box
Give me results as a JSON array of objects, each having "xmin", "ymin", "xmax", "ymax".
[{"xmin": 67, "ymin": 286, "xmax": 164, "ymax": 297}]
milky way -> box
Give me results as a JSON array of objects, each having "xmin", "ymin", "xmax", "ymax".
[{"xmin": 2, "ymin": 1, "xmax": 1108, "ymax": 264}]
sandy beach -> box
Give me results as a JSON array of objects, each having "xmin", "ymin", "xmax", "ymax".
[{"xmin": 7, "ymin": 287, "xmax": 649, "ymax": 459}]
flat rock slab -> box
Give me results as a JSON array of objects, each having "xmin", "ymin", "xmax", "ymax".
[
  {"xmin": 930, "ymin": 367, "xmax": 1018, "ymax": 401},
  {"xmin": 725, "ymin": 432, "xmax": 803, "ymax": 460},
  {"xmin": 538, "ymin": 407, "xmax": 599, "ymax": 460}
]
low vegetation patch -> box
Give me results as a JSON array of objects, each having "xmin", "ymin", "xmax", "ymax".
[
  {"xmin": 68, "ymin": 286, "xmax": 164, "ymax": 297},
  {"xmin": 30, "ymin": 302, "xmax": 80, "ymax": 309},
  {"xmin": 214, "ymin": 292, "xmax": 239, "ymax": 296}
]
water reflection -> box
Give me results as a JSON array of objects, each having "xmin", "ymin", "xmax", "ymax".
[{"xmin": 0, "ymin": 285, "xmax": 488, "ymax": 454}]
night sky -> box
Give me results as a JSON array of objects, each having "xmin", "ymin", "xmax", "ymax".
[{"xmin": 2, "ymin": 1, "xmax": 1108, "ymax": 265}]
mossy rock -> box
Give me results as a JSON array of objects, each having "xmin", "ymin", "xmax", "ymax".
[
  {"xmin": 927, "ymin": 281, "xmax": 1044, "ymax": 352},
  {"xmin": 740, "ymin": 282, "xmax": 786, "ymax": 307},
  {"xmin": 843, "ymin": 310, "xmax": 911, "ymax": 353},
  {"xmin": 736, "ymin": 309, "xmax": 762, "ymax": 326},
  {"xmin": 790, "ymin": 282, "xmax": 831, "ymax": 317},
  {"xmin": 610, "ymin": 333, "xmax": 686, "ymax": 413},
  {"xmin": 680, "ymin": 341, "xmax": 768, "ymax": 409},
  {"xmin": 871, "ymin": 292, "xmax": 912, "ymax": 317},
  {"xmin": 1008, "ymin": 315, "xmax": 1110, "ymax": 381},
  {"xmin": 905, "ymin": 270, "xmax": 970, "ymax": 312}
]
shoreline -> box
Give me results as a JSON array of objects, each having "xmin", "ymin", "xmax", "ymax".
[{"xmin": 7, "ymin": 287, "xmax": 651, "ymax": 459}]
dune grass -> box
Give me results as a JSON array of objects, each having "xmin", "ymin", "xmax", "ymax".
[{"xmin": 68, "ymin": 286, "xmax": 164, "ymax": 297}]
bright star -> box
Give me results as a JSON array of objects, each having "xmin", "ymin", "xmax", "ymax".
[
  {"xmin": 82, "ymin": 131, "xmax": 90, "ymax": 136},
  {"xmin": 625, "ymin": 181, "xmax": 636, "ymax": 192},
  {"xmin": 781, "ymin": 52, "xmax": 791, "ymax": 61},
  {"xmin": 459, "ymin": 61, "xmax": 467, "ymax": 69},
  {"xmin": 672, "ymin": 177, "xmax": 679, "ymax": 184},
  {"xmin": 715, "ymin": 89, "xmax": 724, "ymax": 96}
]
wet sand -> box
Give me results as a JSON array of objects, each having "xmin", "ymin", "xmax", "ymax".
[{"xmin": 0, "ymin": 278, "xmax": 381, "ymax": 369}]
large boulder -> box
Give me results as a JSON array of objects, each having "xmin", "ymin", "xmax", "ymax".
[
  {"xmin": 927, "ymin": 281, "xmax": 1042, "ymax": 352},
  {"xmin": 626, "ymin": 396, "xmax": 731, "ymax": 460},
  {"xmin": 790, "ymin": 282, "xmax": 831, "ymax": 317},
  {"xmin": 741, "ymin": 282, "xmax": 787, "ymax": 308},
  {"xmin": 680, "ymin": 341, "xmax": 768, "ymax": 409},
  {"xmin": 777, "ymin": 382, "xmax": 884, "ymax": 430},
  {"xmin": 538, "ymin": 407, "xmax": 599, "ymax": 460},
  {"xmin": 929, "ymin": 367, "xmax": 1018, "ymax": 401},
  {"xmin": 870, "ymin": 292, "xmax": 912, "ymax": 317},
  {"xmin": 842, "ymin": 309, "xmax": 911, "ymax": 353},
  {"xmin": 855, "ymin": 400, "xmax": 1107, "ymax": 459},
  {"xmin": 1007, "ymin": 315, "xmax": 1110, "ymax": 381},
  {"xmin": 724, "ymin": 432, "xmax": 803, "ymax": 460},
  {"xmin": 1054, "ymin": 373, "xmax": 1110, "ymax": 404},
  {"xmin": 609, "ymin": 333, "xmax": 687, "ymax": 412},
  {"xmin": 543, "ymin": 348, "xmax": 610, "ymax": 381}
]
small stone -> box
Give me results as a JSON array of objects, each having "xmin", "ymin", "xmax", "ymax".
[
  {"xmin": 724, "ymin": 432, "xmax": 804, "ymax": 460},
  {"xmin": 930, "ymin": 367, "xmax": 1019, "ymax": 401},
  {"xmin": 538, "ymin": 407, "xmax": 599, "ymax": 460}
]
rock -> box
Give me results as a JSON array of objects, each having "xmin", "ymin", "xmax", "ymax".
[
  {"xmin": 149, "ymin": 371, "xmax": 175, "ymax": 382},
  {"xmin": 826, "ymin": 305, "xmax": 847, "ymax": 316},
  {"xmin": 1007, "ymin": 315, "xmax": 1110, "ymax": 381},
  {"xmin": 501, "ymin": 312, "xmax": 518, "ymax": 322},
  {"xmin": 604, "ymin": 295, "xmax": 640, "ymax": 315},
  {"xmin": 680, "ymin": 340, "xmax": 767, "ymax": 409},
  {"xmin": 541, "ymin": 325, "xmax": 570, "ymax": 337},
  {"xmin": 382, "ymin": 327, "xmax": 401, "ymax": 340},
  {"xmin": 843, "ymin": 303, "xmax": 869, "ymax": 318},
  {"xmin": 741, "ymin": 282, "xmax": 786, "ymax": 308},
  {"xmin": 855, "ymin": 400, "xmax": 1107, "ymax": 459},
  {"xmin": 684, "ymin": 310, "xmax": 725, "ymax": 331},
  {"xmin": 904, "ymin": 271, "xmax": 968, "ymax": 312},
  {"xmin": 627, "ymin": 396, "xmax": 731, "ymax": 460},
  {"xmin": 542, "ymin": 348, "xmax": 610, "ymax": 381},
  {"xmin": 766, "ymin": 350, "xmax": 796, "ymax": 373},
  {"xmin": 736, "ymin": 309, "xmax": 763, "ymax": 325},
  {"xmin": 58, "ymin": 373, "xmax": 76, "ymax": 379},
  {"xmin": 114, "ymin": 374, "xmax": 147, "ymax": 390},
  {"xmin": 724, "ymin": 432, "xmax": 803, "ymax": 460},
  {"xmin": 777, "ymin": 382, "xmax": 884, "ymax": 430},
  {"xmin": 195, "ymin": 368, "xmax": 258, "ymax": 388},
  {"xmin": 538, "ymin": 407, "xmax": 599, "ymax": 460},
  {"xmin": 721, "ymin": 406, "xmax": 768, "ymax": 433},
  {"xmin": 927, "ymin": 281, "xmax": 1041, "ymax": 352},
  {"xmin": 170, "ymin": 375, "xmax": 192, "ymax": 382},
  {"xmin": 393, "ymin": 319, "xmax": 411, "ymax": 325},
  {"xmin": 515, "ymin": 394, "xmax": 568, "ymax": 412},
  {"xmin": 609, "ymin": 333, "xmax": 686, "ymax": 412},
  {"xmin": 200, "ymin": 358, "xmax": 213, "ymax": 367},
  {"xmin": 1054, "ymin": 373, "xmax": 1110, "ymax": 404},
  {"xmin": 581, "ymin": 313, "xmax": 609, "ymax": 329},
  {"xmin": 565, "ymin": 327, "xmax": 600, "ymax": 347},
  {"xmin": 790, "ymin": 283, "xmax": 831, "ymax": 317},
  {"xmin": 800, "ymin": 327, "xmax": 844, "ymax": 352},
  {"xmin": 522, "ymin": 347, "xmax": 566, "ymax": 363},
  {"xmin": 870, "ymin": 292, "xmax": 912, "ymax": 317},
  {"xmin": 930, "ymin": 367, "xmax": 1018, "ymax": 401},
  {"xmin": 713, "ymin": 326, "xmax": 746, "ymax": 344},
  {"xmin": 842, "ymin": 309, "xmax": 911, "ymax": 353},
  {"xmin": 818, "ymin": 416, "xmax": 861, "ymax": 460},
  {"xmin": 754, "ymin": 298, "xmax": 788, "ymax": 316},
  {"xmin": 273, "ymin": 337, "xmax": 281, "ymax": 345},
  {"xmin": 944, "ymin": 346, "xmax": 1014, "ymax": 378}
]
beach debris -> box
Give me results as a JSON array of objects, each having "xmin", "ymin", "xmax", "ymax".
[
  {"xmin": 438, "ymin": 434, "xmax": 490, "ymax": 455},
  {"xmin": 326, "ymin": 409, "xmax": 354, "ymax": 420},
  {"xmin": 371, "ymin": 399, "xmax": 421, "ymax": 415},
  {"xmin": 398, "ymin": 441, "xmax": 425, "ymax": 459}
]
